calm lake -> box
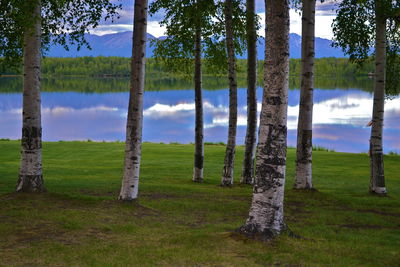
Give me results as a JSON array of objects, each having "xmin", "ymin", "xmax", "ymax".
[{"xmin": 0, "ymin": 76, "xmax": 399, "ymax": 153}]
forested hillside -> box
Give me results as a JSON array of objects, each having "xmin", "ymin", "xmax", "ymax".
[{"xmin": 0, "ymin": 56, "xmax": 374, "ymax": 77}]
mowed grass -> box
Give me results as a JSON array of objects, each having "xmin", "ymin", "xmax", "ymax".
[{"xmin": 0, "ymin": 140, "xmax": 399, "ymax": 266}]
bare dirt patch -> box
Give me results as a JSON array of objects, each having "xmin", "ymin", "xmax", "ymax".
[
  {"xmin": 140, "ymin": 192, "xmax": 183, "ymax": 200},
  {"xmin": 339, "ymin": 224, "xmax": 385, "ymax": 229},
  {"xmin": 78, "ymin": 189, "xmax": 117, "ymax": 197},
  {"xmin": 357, "ymin": 209, "xmax": 400, "ymax": 218},
  {"xmin": 335, "ymin": 205, "xmax": 400, "ymax": 218}
]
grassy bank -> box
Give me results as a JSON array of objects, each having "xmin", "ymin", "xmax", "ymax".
[{"xmin": 0, "ymin": 141, "xmax": 399, "ymax": 266}]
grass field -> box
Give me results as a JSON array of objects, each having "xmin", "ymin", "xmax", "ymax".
[{"xmin": 0, "ymin": 140, "xmax": 399, "ymax": 266}]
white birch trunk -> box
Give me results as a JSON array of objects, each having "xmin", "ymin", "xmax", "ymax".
[
  {"xmin": 369, "ymin": 0, "xmax": 386, "ymax": 195},
  {"xmin": 119, "ymin": 0, "xmax": 148, "ymax": 201},
  {"xmin": 221, "ymin": 0, "xmax": 238, "ymax": 186},
  {"xmin": 17, "ymin": 0, "xmax": 45, "ymax": 193},
  {"xmin": 241, "ymin": 0, "xmax": 258, "ymax": 185},
  {"xmin": 238, "ymin": 0, "xmax": 289, "ymax": 240},
  {"xmin": 294, "ymin": 0, "xmax": 315, "ymax": 189},
  {"xmin": 192, "ymin": 23, "xmax": 204, "ymax": 182}
]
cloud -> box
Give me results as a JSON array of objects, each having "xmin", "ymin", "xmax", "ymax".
[
  {"xmin": 287, "ymin": 94, "xmax": 400, "ymax": 130},
  {"xmin": 256, "ymin": 9, "xmax": 335, "ymax": 39},
  {"xmin": 147, "ymin": 21, "xmax": 167, "ymax": 37},
  {"xmin": 103, "ymin": 0, "xmax": 164, "ymax": 25},
  {"xmin": 316, "ymin": 0, "xmax": 339, "ymax": 15},
  {"xmin": 90, "ymin": 24, "xmax": 133, "ymax": 36},
  {"xmin": 98, "ymin": 1, "xmax": 338, "ymax": 39},
  {"xmin": 89, "ymin": 21, "xmax": 166, "ymax": 37}
]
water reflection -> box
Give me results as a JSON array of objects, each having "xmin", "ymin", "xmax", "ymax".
[{"xmin": 0, "ymin": 82, "xmax": 399, "ymax": 153}]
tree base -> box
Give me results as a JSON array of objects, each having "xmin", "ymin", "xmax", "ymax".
[
  {"xmin": 220, "ymin": 181, "xmax": 233, "ymax": 187},
  {"xmin": 239, "ymin": 176, "xmax": 254, "ymax": 185},
  {"xmin": 192, "ymin": 167, "xmax": 203, "ymax": 183},
  {"xmin": 118, "ymin": 196, "xmax": 139, "ymax": 202},
  {"xmin": 235, "ymin": 221, "xmax": 294, "ymax": 241},
  {"xmin": 192, "ymin": 178, "xmax": 204, "ymax": 183},
  {"xmin": 16, "ymin": 175, "xmax": 45, "ymax": 193},
  {"xmin": 236, "ymin": 225, "xmax": 276, "ymax": 241},
  {"xmin": 235, "ymin": 223, "xmax": 298, "ymax": 242},
  {"xmin": 369, "ymin": 187, "xmax": 387, "ymax": 196}
]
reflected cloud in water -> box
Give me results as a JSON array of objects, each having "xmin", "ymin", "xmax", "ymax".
[{"xmin": 0, "ymin": 87, "xmax": 399, "ymax": 153}]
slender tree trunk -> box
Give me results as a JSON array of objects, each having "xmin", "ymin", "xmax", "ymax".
[
  {"xmin": 294, "ymin": 0, "xmax": 315, "ymax": 189},
  {"xmin": 16, "ymin": 0, "xmax": 45, "ymax": 193},
  {"xmin": 369, "ymin": 0, "xmax": 386, "ymax": 195},
  {"xmin": 192, "ymin": 24, "xmax": 204, "ymax": 182},
  {"xmin": 238, "ymin": 0, "xmax": 290, "ymax": 240},
  {"xmin": 241, "ymin": 0, "xmax": 257, "ymax": 185},
  {"xmin": 119, "ymin": 0, "xmax": 148, "ymax": 201},
  {"xmin": 221, "ymin": 0, "xmax": 238, "ymax": 186}
]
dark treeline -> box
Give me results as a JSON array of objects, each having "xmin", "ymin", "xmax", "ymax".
[
  {"xmin": 0, "ymin": 56, "xmax": 375, "ymax": 78},
  {"xmin": 0, "ymin": 75, "xmax": 373, "ymax": 93}
]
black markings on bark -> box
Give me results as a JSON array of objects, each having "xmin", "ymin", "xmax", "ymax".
[
  {"xmin": 263, "ymin": 157, "xmax": 286, "ymax": 166},
  {"xmin": 301, "ymin": 130, "xmax": 312, "ymax": 145},
  {"xmin": 297, "ymin": 129, "xmax": 312, "ymax": 164},
  {"xmin": 259, "ymin": 124, "xmax": 287, "ymax": 158},
  {"xmin": 21, "ymin": 126, "xmax": 42, "ymax": 150},
  {"xmin": 371, "ymin": 151, "xmax": 385, "ymax": 188},
  {"xmin": 255, "ymin": 165, "xmax": 285, "ymax": 188},
  {"xmin": 194, "ymin": 154, "xmax": 204, "ymax": 169},
  {"xmin": 266, "ymin": 96, "xmax": 282, "ymax": 105}
]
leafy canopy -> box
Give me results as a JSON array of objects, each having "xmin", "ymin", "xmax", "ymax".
[
  {"xmin": 149, "ymin": 0, "xmax": 249, "ymax": 75},
  {"xmin": 332, "ymin": 0, "xmax": 400, "ymax": 96},
  {"xmin": 0, "ymin": 0, "xmax": 121, "ymax": 66}
]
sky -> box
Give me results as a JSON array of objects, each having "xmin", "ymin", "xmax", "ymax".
[{"xmin": 91, "ymin": 0, "xmax": 338, "ymax": 40}]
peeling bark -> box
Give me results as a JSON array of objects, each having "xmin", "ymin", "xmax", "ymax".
[
  {"xmin": 294, "ymin": 0, "xmax": 315, "ymax": 190},
  {"xmin": 241, "ymin": 0, "xmax": 257, "ymax": 185},
  {"xmin": 221, "ymin": 0, "xmax": 238, "ymax": 187},
  {"xmin": 17, "ymin": 0, "xmax": 45, "ymax": 193},
  {"xmin": 192, "ymin": 23, "xmax": 204, "ymax": 183},
  {"xmin": 119, "ymin": 0, "xmax": 148, "ymax": 201},
  {"xmin": 238, "ymin": 0, "xmax": 289, "ymax": 240},
  {"xmin": 369, "ymin": 0, "xmax": 386, "ymax": 195}
]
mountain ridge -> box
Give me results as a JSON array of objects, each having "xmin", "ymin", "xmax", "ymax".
[{"xmin": 46, "ymin": 31, "xmax": 346, "ymax": 59}]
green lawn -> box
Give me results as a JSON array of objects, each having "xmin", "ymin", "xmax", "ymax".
[{"xmin": 0, "ymin": 140, "xmax": 399, "ymax": 266}]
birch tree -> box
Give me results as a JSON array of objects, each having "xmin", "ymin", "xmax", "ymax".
[
  {"xmin": 238, "ymin": 0, "xmax": 290, "ymax": 239},
  {"xmin": 17, "ymin": 0, "xmax": 44, "ymax": 192},
  {"xmin": 294, "ymin": 0, "xmax": 316, "ymax": 190},
  {"xmin": 332, "ymin": 0, "xmax": 400, "ymax": 195},
  {"xmin": 206, "ymin": 0, "xmax": 246, "ymax": 186},
  {"xmin": 0, "ymin": 0, "xmax": 120, "ymax": 192},
  {"xmin": 370, "ymin": 0, "xmax": 388, "ymax": 195},
  {"xmin": 220, "ymin": 0, "xmax": 238, "ymax": 186},
  {"xmin": 118, "ymin": 0, "xmax": 148, "ymax": 201},
  {"xmin": 150, "ymin": 0, "xmax": 246, "ymax": 183},
  {"xmin": 193, "ymin": 15, "xmax": 204, "ymax": 183},
  {"xmin": 150, "ymin": 0, "xmax": 217, "ymax": 182},
  {"xmin": 240, "ymin": 0, "xmax": 258, "ymax": 185}
]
